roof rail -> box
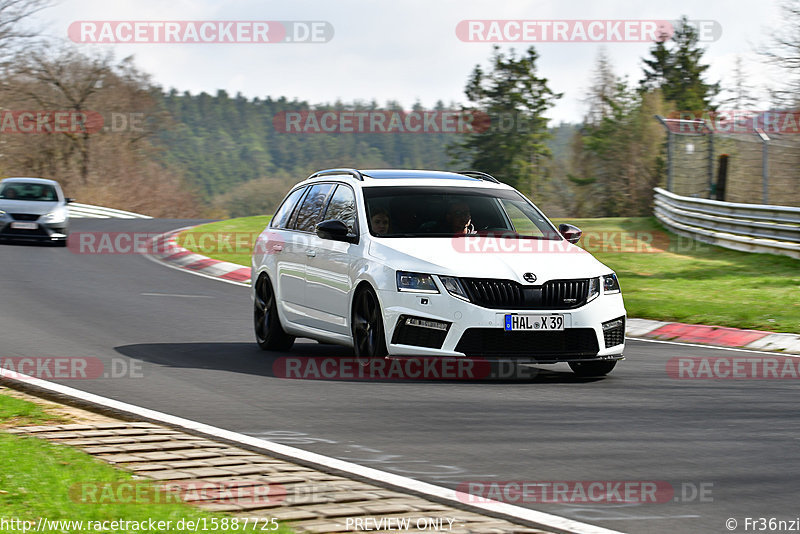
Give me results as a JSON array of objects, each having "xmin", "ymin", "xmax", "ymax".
[
  {"xmin": 456, "ymin": 170, "xmax": 500, "ymax": 183},
  {"xmin": 308, "ymin": 168, "xmax": 364, "ymax": 181}
]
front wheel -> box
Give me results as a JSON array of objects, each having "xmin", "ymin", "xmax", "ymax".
[
  {"xmin": 351, "ymin": 287, "xmax": 387, "ymax": 359},
  {"xmin": 569, "ymin": 360, "xmax": 617, "ymax": 377},
  {"xmin": 254, "ymin": 275, "xmax": 295, "ymax": 351}
]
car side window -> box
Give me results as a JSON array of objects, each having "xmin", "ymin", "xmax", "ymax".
[
  {"xmin": 271, "ymin": 186, "xmax": 307, "ymax": 229},
  {"xmin": 292, "ymin": 183, "xmax": 335, "ymax": 232},
  {"xmin": 322, "ymin": 185, "xmax": 357, "ymax": 233}
]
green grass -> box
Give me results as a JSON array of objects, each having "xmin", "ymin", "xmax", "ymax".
[
  {"xmin": 0, "ymin": 391, "xmax": 66, "ymax": 428},
  {"xmin": 0, "ymin": 392, "xmax": 292, "ymax": 533},
  {"xmin": 180, "ymin": 216, "xmax": 800, "ymax": 333},
  {"xmin": 177, "ymin": 216, "xmax": 271, "ymax": 267}
]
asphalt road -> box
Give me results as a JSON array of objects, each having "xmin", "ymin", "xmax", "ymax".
[{"xmin": 2, "ymin": 218, "xmax": 799, "ymax": 534}]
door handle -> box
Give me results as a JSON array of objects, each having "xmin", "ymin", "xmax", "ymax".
[
  {"xmin": 306, "ymin": 250, "xmax": 316, "ymax": 257},
  {"xmin": 271, "ymin": 244, "xmax": 283, "ymax": 252}
]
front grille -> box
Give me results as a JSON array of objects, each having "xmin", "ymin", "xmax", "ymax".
[
  {"xmin": 10, "ymin": 213, "xmax": 40, "ymax": 221},
  {"xmin": 461, "ymin": 278, "xmax": 590, "ymax": 309},
  {"xmin": 391, "ymin": 315, "xmax": 450, "ymax": 349},
  {"xmin": 0, "ymin": 227, "xmax": 49, "ymax": 237},
  {"xmin": 455, "ymin": 328, "xmax": 599, "ymax": 360},
  {"xmin": 603, "ymin": 317, "xmax": 626, "ymax": 348}
]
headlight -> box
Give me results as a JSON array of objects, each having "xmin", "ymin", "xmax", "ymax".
[
  {"xmin": 0, "ymin": 210, "xmax": 5, "ymax": 217},
  {"xmin": 396, "ymin": 271, "xmax": 439, "ymax": 293},
  {"xmin": 587, "ymin": 277, "xmax": 600, "ymax": 302},
  {"xmin": 603, "ymin": 273, "xmax": 621, "ymax": 294},
  {"xmin": 439, "ymin": 276, "xmax": 470, "ymax": 302},
  {"xmin": 41, "ymin": 210, "xmax": 66, "ymax": 223}
]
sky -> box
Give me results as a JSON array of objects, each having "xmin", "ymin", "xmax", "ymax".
[{"xmin": 30, "ymin": 0, "xmax": 790, "ymax": 124}]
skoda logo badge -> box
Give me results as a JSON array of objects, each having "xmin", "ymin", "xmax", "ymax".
[{"xmin": 523, "ymin": 273, "xmax": 537, "ymax": 283}]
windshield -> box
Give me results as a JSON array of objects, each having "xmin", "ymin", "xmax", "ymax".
[
  {"xmin": 0, "ymin": 183, "xmax": 59, "ymax": 202},
  {"xmin": 363, "ymin": 186, "xmax": 561, "ymax": 239}
]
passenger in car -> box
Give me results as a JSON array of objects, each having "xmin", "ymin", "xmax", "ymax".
[{"xmin": 370, "ymin": 207, "xmax": 390, "ymax": 235}]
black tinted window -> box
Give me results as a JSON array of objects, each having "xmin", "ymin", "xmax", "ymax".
[
  {"xmin": 0, "ymin": 183, "xmax": 58, "ymax": 201},
  {"xmin": 293, "ymin": 183, "xmax": 335, "ymax": 232},
  {"xmin": 271, "ymin": 187, "xmax": 307, "ymax": 229},
  {"xmin": 322, "ymin": 185, "xmax": 357, "ymax": 233}
]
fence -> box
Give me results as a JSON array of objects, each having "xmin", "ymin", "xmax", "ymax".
[
  {"xmin": 654, "ymin": 114, "xmax": 800, "ymax": 206},
  {"xmin": 653, "ymin": 187, "xmax": 800, "ymax": 259}
]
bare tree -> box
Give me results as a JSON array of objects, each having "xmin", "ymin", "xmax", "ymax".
[
  {"xmin": 720, "ymin": 56, "xmax": 759, "ymax": 110},
  {"xmin": 8, "ymin": 48, "xmax": 115, "ymax": 183},
  {"xmin": 760, "ymin": 0, "xmax": 800, "ymax": 106},
  {"xmin": 0, "ymin": 0, "xmax": 51, "ymax": 64}
]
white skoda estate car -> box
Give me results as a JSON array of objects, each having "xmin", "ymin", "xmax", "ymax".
[{"xmin": 252, "ymin": 169, "xmax": 626, "ymax": 376}]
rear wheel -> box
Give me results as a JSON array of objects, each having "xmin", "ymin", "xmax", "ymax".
[
  {"xmin": 569, "ymin": 360, "xmax": 617, "ymax": 377},
  {"xmin": 351, "ymin": 287, "xmax": 387, "ymax": 359},
  {"xmin": 254, "ymin": 275, "xmax": 295, "ymax": 351}
]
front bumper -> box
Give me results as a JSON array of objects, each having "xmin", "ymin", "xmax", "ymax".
[
  {"xmin": 0, "ymin": 220, "xmax": 68, "ymax": 242},
  {"xmin": 378, "ymin": 288, "xmax": 626, "ymax": 363}
]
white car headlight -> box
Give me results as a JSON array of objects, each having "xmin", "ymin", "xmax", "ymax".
[
  {"xmin": 439, "ymin": 276, "xmax": 471, "ymax": 302},
  {"xmin": 603, "ymin": 273, "xmax": 621, "ymax": 294},
  {"xmin": 396, "ymin": 271, "xmax": 439, "ymax": 293},
  {"xmin": 41, "ymin": 209, "xmax": 67, "ymax": 223}
]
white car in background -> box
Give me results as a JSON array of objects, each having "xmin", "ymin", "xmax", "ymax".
[
  {"xmin": 252, "ymin": 169, "xmax": 626, "ymax": 377},
  {"xmin": 0, "ymin": 177, "xmax": 73, "ymax": 245}
]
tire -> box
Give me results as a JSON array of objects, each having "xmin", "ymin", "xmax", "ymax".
[
  {"xmin": 254, "ymin": 274, "xmax": 295, "ymax": 351},
  {"xmin": 569, "ymin": 360, "xmax": 617, "ymax": 377},
  {"xmin": 351, "ymin": 286, "xmax": 387, "ymax": 359}
]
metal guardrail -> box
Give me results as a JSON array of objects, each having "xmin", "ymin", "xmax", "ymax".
[
  {"xmin": 67, "ymin": 202, "xmax": 151, "ymax": 219},
  {"xmin": 653, "ymin": 187, "xmax": 800, "ymax": 259}
]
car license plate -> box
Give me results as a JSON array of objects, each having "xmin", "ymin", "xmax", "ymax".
[
  {"xmin": 504, "ymin": 314, "xmax": 564, "ymax": 331},
  {"xmin": 10, "ymin": 222, "xmax": 38, "ymax": 230}
]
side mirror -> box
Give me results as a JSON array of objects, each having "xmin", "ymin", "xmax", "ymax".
[
  {"xmin": 65, "ymin": 198, "xmax": 76, "ymax": 204},
  {"xmin": 558, "ymin": 223, "xmax": 582, "ymax": 244},
  {"xmin": 316, "ymin": 220, "xmax": 356, "ymax": 243}
]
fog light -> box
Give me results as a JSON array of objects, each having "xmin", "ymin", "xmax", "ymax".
[
  {"xmin": 405, "ymin": 317, "xmax": 449, "ymax": 331},
  {"xmin": 602, "ymin": 318, "xmax": 624, "ymax": 331}
]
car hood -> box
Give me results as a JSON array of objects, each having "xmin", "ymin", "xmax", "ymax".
[
  {"xmin": 369, "ymin": 236, "xmax": 613, "ymax": 283},
  {"xmin": 0, "ymin": 200, "xmax": 62, "ymax": 215}
]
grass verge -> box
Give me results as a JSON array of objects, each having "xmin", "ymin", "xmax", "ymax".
[
  {"xmin": 0, "ymin": 391, "xmax": 292, "ymax": 533},
  {"xmin": 178, "ymin": 215, "xmax": 799, "ymax": 333}
]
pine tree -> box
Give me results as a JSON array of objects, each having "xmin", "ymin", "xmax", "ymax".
[
  {"xmin": 640, "ymin": 16, "xmax": 719, "ymax": 111},
  {"xmin": 450, "ymin": 45, "xmax": 561, "ymax": 189}
]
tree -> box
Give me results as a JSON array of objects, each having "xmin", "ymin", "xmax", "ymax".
[
  {"xmin": 759, "ymin": 0, "xmax": 800, "ymax": 105},
  {"xmin": 640, "ymin": 16, "xmax": 720, "ymax": 111},
  {"xmin": 8, "ymin": 48, "xmax": 116, "ymax": 183},
  {"xmin": 0, "ymin": 0, "xmax": 50, "ymax": 65},
  {"xmin": 720, "ymin": 56, "xmax": 759, "ymax": 109},
  {"xmin": 583, "ymin": 48, "xmax": 617, "ymax": 126},
  {"xmin": 450, "ymin": 45, "xmax": 561, "ymax": 190},
  {"xmin": 570, "ymin": 51, "xmax": 668, "ymax": 216}
]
